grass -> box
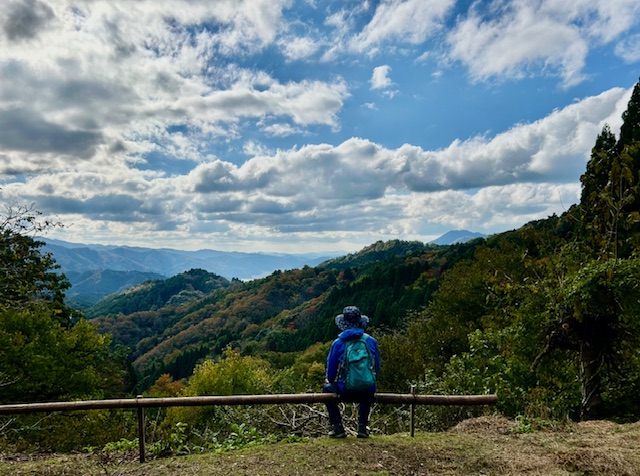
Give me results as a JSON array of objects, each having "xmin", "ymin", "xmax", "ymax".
[{"xmin": 1, "ymin": 416, "xmax": 639, "ymax": 475}]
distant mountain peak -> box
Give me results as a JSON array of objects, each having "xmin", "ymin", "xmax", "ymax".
[{"xmin": 430, "ymin": 230, "xmax": 486, "ymax": 245}]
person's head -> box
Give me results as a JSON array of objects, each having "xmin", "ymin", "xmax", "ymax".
[{"xmin": 335, "ymin": 305, "xmax": 369, "ymax": 331}]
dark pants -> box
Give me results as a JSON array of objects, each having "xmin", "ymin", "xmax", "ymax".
[{"xmin": 322, "ymin": 383, "xmax": 373, "ymax": 427}]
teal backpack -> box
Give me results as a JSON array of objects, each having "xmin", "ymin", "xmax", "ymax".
[{"xmin": 341, "ymin": 335, "xmax": 376, "ymax": 391}]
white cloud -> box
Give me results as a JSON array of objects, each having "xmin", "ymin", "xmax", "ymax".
[
  {"xmin": 279, "ymin": 35, "xmax": 321, "ymax": 61},
  {"xmin": 448, "ymin": 3, "xmax": 587, "ymax": 86},
  {"xmin": 178, "ymin": 77, "xmax": 349, "ymax": 127},
  {"xmin": 0, "ymin": 0, "xmax": 349, "ymax": 177},
  {"xmin": 1, "ymin": 1, "xmax": 637, "ymax": 253},
  {"xmin": 350, "ymin": 0, "xmax": 455, "ymax": 53},
  {"xmin": 615, "ymin": 34, "xmax": 640, "ymax": 63},
  {"xmin": 401, "ymin": 87, "xmax": 629, "ymax": 190},
  {"xmin": 2, "ymin": 85, "xmax": 630, "ymax": 251},
  {"xmin": 447, "ymin": 0, "xmax": 640, "ymax": 86},
  {"xmin": 555, "ymin": 0, "xmax": 640, "ymax": 42},
  {"xmin": 261, "ymin": 122, "xmax": 305, "ymax": 137},
  {"xmin": 370, "ymin": 65, "xmax": 393, "ymax": 90},
  {"xmin": 182, "ymin": 86, "xmax": 629, "ymax": 224},
  {"xmin": 404, "ymin": 182, "xmax": 580, "ymax": 232}
]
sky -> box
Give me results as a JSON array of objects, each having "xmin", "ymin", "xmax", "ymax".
[{"xmin": 1, "ymin": 0, "xmax": 640, "ymax": 254}]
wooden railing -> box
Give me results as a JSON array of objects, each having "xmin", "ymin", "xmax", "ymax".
[{"xmin": 0, "ymin": 392, "xmax": 497, "ymax": 463}]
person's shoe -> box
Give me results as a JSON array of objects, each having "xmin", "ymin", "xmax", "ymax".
[
  {"xmin": 357, "ymin": 424, "xmax": 369, "ymax": 438},
  {"xmin": 328, "ymin": 424, "xmax": 346, "ymax": 438}
]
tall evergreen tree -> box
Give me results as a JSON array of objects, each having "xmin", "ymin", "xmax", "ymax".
[
  {"xmin": 541, "ymin": 77, "xmax": 640, "ymax": 419},
  {"xmin": 579, "ymin": 125, "xmax": 618, "ymax": 255},
  {"xmin": 578, "ymin": 78, "xmax": 640, "ymax": 260},
  {"xmin": 617, "ymin": 78, "xmax": 640, "ymax": 150},
  {"xmin": 580, "ymin": 124, "xmax": 617, "ymax": 207}
]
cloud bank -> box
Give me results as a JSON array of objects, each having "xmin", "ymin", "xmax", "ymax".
[{"xmin": 0, "ymin": 0, "xmax": 638, "ymax": 252}]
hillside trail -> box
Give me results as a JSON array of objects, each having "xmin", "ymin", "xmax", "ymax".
[{"xmin": 2, "ymin": 416, "xmax": 640, "ymax": 475}]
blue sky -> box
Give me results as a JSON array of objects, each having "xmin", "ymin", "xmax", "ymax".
[{"xmin": 1, "ymin": 0, "xmax": 639, "ymax": 253}]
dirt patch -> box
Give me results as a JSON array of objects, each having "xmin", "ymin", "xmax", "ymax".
[
  {"xmin": 448, "ymin": 414, "xmax": 517, "ymax": 434},
  {"xmin": 555, "ymin": 447, "xmax": 638, "ymax": 476}
]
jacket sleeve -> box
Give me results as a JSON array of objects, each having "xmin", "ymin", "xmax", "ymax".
[{"xmin": 326, "ymin": 339, "xmax": 342, "ymax": 382}]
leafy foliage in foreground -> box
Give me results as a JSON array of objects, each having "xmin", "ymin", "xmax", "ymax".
[
  {"xmin": 0, "ymin": 205, "xmax": 133, "ymax": 404},
  {"xmin": 0, "ymin": 203, "xmax": 69, "ymax": 315},
  {"xmin": 0, "ymin": 202, "xmax": 136, "ymax": 449}
]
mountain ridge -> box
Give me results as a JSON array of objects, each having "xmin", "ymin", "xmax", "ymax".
[
  {"xmin": 42, "ymin": 239, "xmax": 336, "ymax": 279},
  {"xmin": 42, "ymin": 231, "xmax": 482, "ymax": 307},
  {"xmin": 41, "ymin": 238, "xmax": 338, "ymax": 307}
]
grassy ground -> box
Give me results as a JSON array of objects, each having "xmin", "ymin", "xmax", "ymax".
[{"xmin": 1, "ymin": 416, "xmax": 639, "ymax": 476}]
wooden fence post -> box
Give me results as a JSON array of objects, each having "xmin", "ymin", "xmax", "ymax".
[
  {"xmin": 136, "ymin": 395, "xmax": 146, "ymax": 463},
  {"xmin": 410, "ymin": 384, "xmax": 416, "ymax": 438}
]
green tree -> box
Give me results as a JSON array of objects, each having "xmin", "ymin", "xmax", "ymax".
[
  {"xmin": 531, "ymin": 257, "xmax": 640, "ymax": 420},
  {"xmin": 0, "ymin": 203, "xmax": 133, "ymax": 404},
  {"xmin": 0, "ymin": 203, "xmax": 70, "ymax": 319},
  {"xmin": 617, "ymin": 78, "xmax": 640, "ymax": 149},
  {"xmin": 524, "ymin": 107, "xmax": 640, "ymax": 421},
  {"xmin": 579, "ymin": 124, "xmax": 617, "ymax": 231},
  {"xmin": 166, "ymin": 347, "xmax": 275, "ymax": 430},
  {"xmin": 184, "ymin": 347, "xmax": 273, "ymax": 397},
  {"xmin": 419, "ymin": 239, "xmax": 533, "ymax": 373},
  {"xmin": 0, "ymin": 306, "xmax": 117, "ymax": 403},
  {"xmin": 549, "ymin": 79, "xmax": 640, "ymax": 418},
  {"xmin": 580, "ymin": 79, "xmax": 640, "ymax": 259},
  {"xmin": 565, "ymin": 259, "xmax": 640, "ymax": 419}
]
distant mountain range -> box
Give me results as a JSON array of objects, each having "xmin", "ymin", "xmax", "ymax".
[
  {"xmin": 42, "ymin": 230, "xmax": 485, "ymax": 307},
  {"xmin": 41, "ymin": 238, "xmax": 338, "ymax": 307},
  {"xmin": 42, "ymin": 238, "xmax": 335, "ymax": 279}
]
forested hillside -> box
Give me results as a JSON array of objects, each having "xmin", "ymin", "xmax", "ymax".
[
  {"xmin": 85, "ymin": 269, "xmax": 233, "ymax": 318},
  {"xmin": 65, "ymin": 269, "xmax": 167, "ymax": 308},
  {"xmin": 91, "ymin": 240, "xmax": 473, "ymax": 388}
]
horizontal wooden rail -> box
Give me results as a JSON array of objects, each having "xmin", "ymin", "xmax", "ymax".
[
  {"xmin": 0, "ymin": 392, "xmax": 497, "ymax": 415},
  {"xmin": 0, "ymin": 392, "xmax": 497, "ymax": 463},
  {"xmin": 376, "ymin": 393, "xmax": 497, "ymax": 406}
]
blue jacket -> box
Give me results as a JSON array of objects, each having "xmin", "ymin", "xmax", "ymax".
[{"xmin": 326, "ymin": 328, "xmax": 381, "ymax": 393}]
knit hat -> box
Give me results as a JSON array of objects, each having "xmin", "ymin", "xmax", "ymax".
[{"xmin": 335, "ymin": 306, "xmax": 369, "ymax": 331}]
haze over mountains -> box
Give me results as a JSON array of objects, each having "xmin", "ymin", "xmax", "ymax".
[
  {"xmin": 42, "ymin": 238, "xmax": 334, "ymax": 280},
  {"xmin": 42, "ymin": 230, "xmax": 485, "ymax": 307},
  {"xmin": 42, "ymin": 238, "xmax": 336, "ymax": 307}
]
